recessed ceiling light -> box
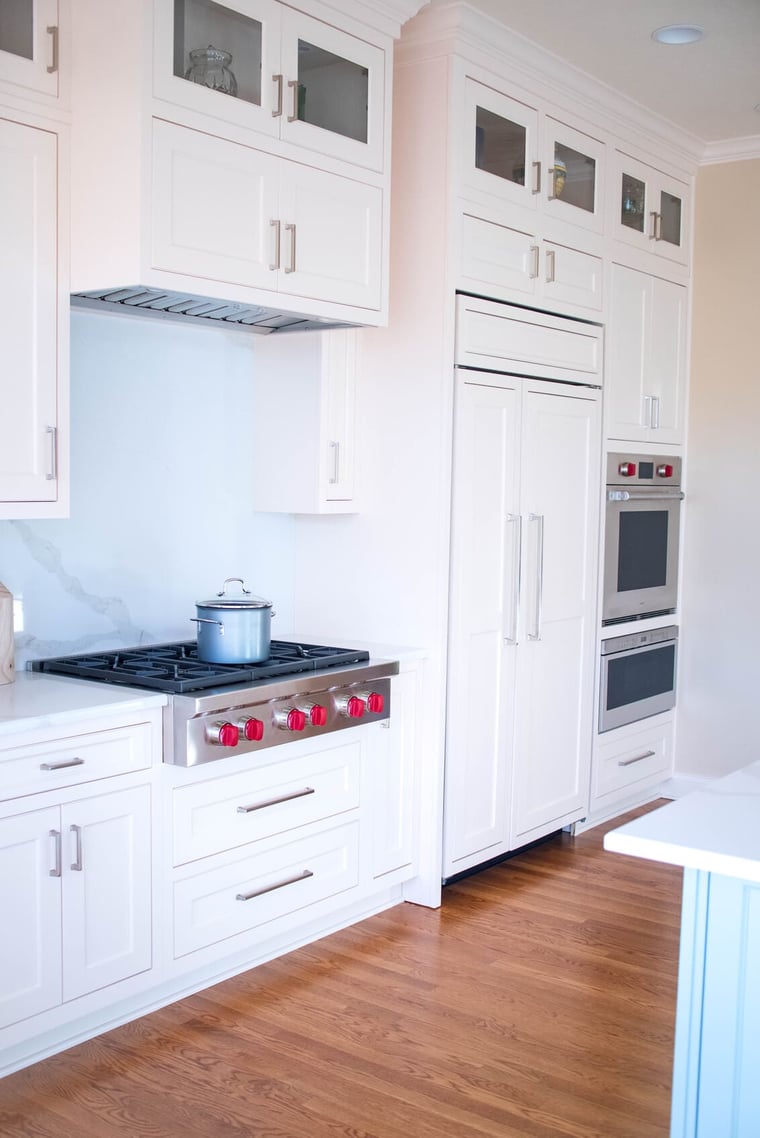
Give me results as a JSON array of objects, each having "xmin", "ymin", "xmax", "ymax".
[{"xmin": 652, "ymin": 24, "xmax": 705, "ymax": 45}]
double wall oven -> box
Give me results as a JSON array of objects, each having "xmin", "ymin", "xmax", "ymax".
[{"xmin": 600, "ymin": 453, "xmax": 683, "ymax": 732}]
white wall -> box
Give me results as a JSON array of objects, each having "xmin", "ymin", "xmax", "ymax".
[
  {"xmin": 0, "ymin": 310, "xmax": 295, "ymax": 667},
  {"xmin": 677, "ymin": 158, "xmax": 760, "ymax": 779}
]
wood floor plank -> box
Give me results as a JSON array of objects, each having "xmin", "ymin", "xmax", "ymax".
[{"xmin": 0, "ymin": 802, "xmax": 681, "ymax": 1138}]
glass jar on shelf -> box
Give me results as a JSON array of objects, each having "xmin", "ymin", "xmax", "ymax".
[{"xmin": 184, "ymin": 44, "xmax": 237, "ymax": 97}]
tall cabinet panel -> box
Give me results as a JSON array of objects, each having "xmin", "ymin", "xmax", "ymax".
[{"xmin": 444, "ymin": 300, "xmax": 601, "ymax": 879}]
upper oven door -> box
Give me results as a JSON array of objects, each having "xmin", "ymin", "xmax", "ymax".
[{"xmin": 603, "ymin": 487, "xmax": 682, "ymax": 623}]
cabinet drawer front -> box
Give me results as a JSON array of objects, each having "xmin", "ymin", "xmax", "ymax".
[
  {"xmin": 173, "ymin": 821, "xmax": 359, "ymax": 957},
  {"xmin": 543, "ymin": 240, "xmax": 603, "ymax": 312},
  {"xmin": 455, "ymin": 294, "xmax": 602, "ymax": 385},
  {"xmin": 593, "ymin": 719, "xmax": 672, "ymax": 804},
  {"xmin": 172, "ymin": 740, "xmax": 361, "ymax": 865},
  {"xmin": 0, "ymin": 723, "xmax": 154, "ymax": 802},
  {"xmin": 460, "ymin": 212, "xmax": 537, "ymax": 301}
]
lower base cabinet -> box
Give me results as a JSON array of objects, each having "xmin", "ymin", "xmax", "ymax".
[
  {"xmin": 671, "ymin": 869, "xmax": 760, "ymax": 1137},
  {"xmin": 590, "ymin": 715, "xmax": 673, "ymax": 816}
]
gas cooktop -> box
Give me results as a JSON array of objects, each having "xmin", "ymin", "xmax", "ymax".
[{"xmin": 29, "ymin": 639, "xmax": 371, "ymax": 694}]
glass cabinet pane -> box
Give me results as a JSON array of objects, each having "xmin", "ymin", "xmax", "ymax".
[
  {"xmin": 659, "ymin": 190, "xmax": 682, "ymax": 246},
  {"xmin": 474, "ymin": 106, "xmax": 526, "ymax": 186},
  {"xmin": 296, "ymin": 40, "xmax": 367, "ymax": 144},
  {"xmin": 553, "ymin": 141, "xmax": 595, "ymax": 212},
  {"xmin": 0, "ymin": 0, "xmax": 34, "ymax": 61},
  {"xmin": 620, "ymin": 172, "xmax": 646, "ymax": 232},
  {"xmin": 173, "ymin": 0, "xmax": 261, "ymax": 107}
]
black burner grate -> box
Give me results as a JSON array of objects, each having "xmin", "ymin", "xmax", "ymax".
[{"xmin": 29, "ymin": 640, "xmax": 371, "ymax": 694}]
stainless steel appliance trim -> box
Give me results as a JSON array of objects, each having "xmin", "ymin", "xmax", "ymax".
[
  {"xmin": 607, "ymin": 489, "xmax": 684, "ymax": 502},
  {"xmin": 603, "ymin": 473, "xmax": 682, "ymax": 623},
  {"xmin": 599, "ymin": 632, "xmax": 677, "ymax": 733},
  {"xmin": 600, "ymin": 625, "xmax": 679, "ymax": 655}
]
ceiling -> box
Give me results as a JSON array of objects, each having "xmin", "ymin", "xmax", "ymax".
[{"xmin": 444, "ymin": 0, "xmax": 760, "ymax": 145}]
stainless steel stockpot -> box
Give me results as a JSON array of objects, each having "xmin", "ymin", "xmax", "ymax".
[{"xmin": 191, "ymin": 578, "xmax": 275, "ymax": 664}]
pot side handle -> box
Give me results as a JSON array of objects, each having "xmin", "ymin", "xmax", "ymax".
[{"xmin": 191, "ymin": 617, "xmax": 225, "ymax": 635}]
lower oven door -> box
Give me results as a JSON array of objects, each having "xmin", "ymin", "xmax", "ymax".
[
  {"xmin": 599, "ymin": 631, "xmax": 678, "ymax": 733},
  {"xmin": 603, "ymin": 488, "xmax": 683, "ymax": 623}
]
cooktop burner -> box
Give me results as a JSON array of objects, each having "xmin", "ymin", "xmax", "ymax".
[{"xmin": 29, "ymin": 640, "xmax": 371, "ymax": 694}]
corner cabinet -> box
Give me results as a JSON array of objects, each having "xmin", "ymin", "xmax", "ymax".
[
  {"xmin": 606, "ymin": 263, "xmax": 688, "ymax": 445},
  {"xmin": 68, "ymin": 0, "xmax": 394, "ymax": 328},
  {"xmin": 251, "ymin": 329, "xmax": 357, "ymax": 513},
  {"xmin": 0, "ymin": 111, "xmax": 68, "ymax": 518}
]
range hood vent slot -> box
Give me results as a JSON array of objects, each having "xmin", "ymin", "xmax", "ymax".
[{"xmin": 71, "ymin": 287, "xmax": 355, "ymax": 335}]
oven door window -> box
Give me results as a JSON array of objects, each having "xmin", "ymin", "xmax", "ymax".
[
  {"xmin": 603, "ymin": 495, "xmax": 681, "ymax": 622},
  {"xmin": 617, "ymin": 509, "xmax": 669, "ymax": 592},
  {"xmin": 600, "ymin": 641, "xmax": 677, "ymax": 732}
]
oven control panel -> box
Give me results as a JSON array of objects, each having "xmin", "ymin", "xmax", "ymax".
[
  {"xmin": 177, "ymin": 676, "xmax": 393, "ymax": 766},
  {"xmin": 606, "ymin": 453, "xmax": 682, "ymax": 486}
]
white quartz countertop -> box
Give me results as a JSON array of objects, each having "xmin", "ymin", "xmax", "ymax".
[
  {"xmin": 604, "ymin": 761, "xmax": 760, "ymax": 883},
  {"xmin": 0, "ymin": 673, "xmax": 166, "ymax": 738}
]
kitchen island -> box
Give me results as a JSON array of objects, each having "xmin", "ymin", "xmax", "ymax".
[{"xmin": 605, "ymin": 763, "xmax": 760, "ymax": 1138}]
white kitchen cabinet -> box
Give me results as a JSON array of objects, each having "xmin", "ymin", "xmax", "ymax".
[
  {"xmin": 0, "ymin": 115, "xmax": 66, "ymax": 515},
  {"xmin": 460, "ymin": 210, "xmax": 603, "ymax": 315},
  {"xmin": 0, "ymin": 0, "xmax": 60, "ymax": 102},
  {"xmin": 613, "ymin": 149, "xmax": 690, "ymax": 267},
  {"xmin": 68, "ymin": 0, "xmax": 393, "ymax": 328},
  {"xmin": 444, "ymin": 313, "xmax": 601, "ymax": 876},
  {"xmin": 369, "ymin": 667, "xmax": 418, "ymax": 881},
  {"xmin": 461, "ymin": 76, "xmax": 606, "ymax": 236},
  {"xmin": 154, "ymin": 0, "xmax": 386, "ymax": 173},
  {"xmin": 590, "ymin": 714, "xmax": 673, "ymax": 816},
  {"xmin": 252, "ymin": 329, "xmax": 357, "ymax": 512},
  {"xmin": 0, "ymin": 785, "xmax": 152, "ymax": 1028},
  {"xmin": 606, "ymin": 263, "xmax": 688, "ymax": 444}
]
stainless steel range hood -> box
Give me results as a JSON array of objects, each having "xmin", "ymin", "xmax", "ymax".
[{"xmin": 71, "ymin": 286, "xmax": 355, "ymax": 335}]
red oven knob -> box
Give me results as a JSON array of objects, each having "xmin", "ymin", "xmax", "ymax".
[
  {"xmin": 275, "ymin": 707, "xmax": 306, "ymax": 732},
  {"xmin": 308, "ymin": 703, "xmax": 328, "ymax": 727},
  {"xmin": 618, "ymin": 462, "xmax": 637, "ymax": 477},
  {"xmin": 657, "ymin": 463, "xmax": 674, "ymax": 478},
  {"xmin": 240, "ymin": 716, "xmax": 265, "ymax": 742},
  {"xmin": 366, "ymin": 692, "xmax": 385, "ymax": 714},
  {"xmin": 209, "ymin": 722, "xmax": 239, "ymax": 747},
  {"xmin": 341, "ymin": 695, "xmax": 366, "ymax": 719}
]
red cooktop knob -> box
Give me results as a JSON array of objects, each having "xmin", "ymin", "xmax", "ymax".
[
  {"xmin": 286, "ymin": 708, "xmax": 306, "ymax": 732},
  {"xmin": 345, "ymin": 695, "xmax": 366, "ymax": 719},
  {"xmin": 618, "ymin": 462, "xmax": 637, "ymax": 477},
  {"xmin": 217, "ymin": 722, "xmax": 239, "ymax": 747},
  {"xmin": 241, "ymin": 716, "xmax": 265, "ymax": 742},
  {"xmin": 310, "ymin": 704, "xmax": 328, "ymax": 727},
  {"xmin": 366, "ymin": 692, "xmax": 385, "ymax": 714},
  {"xmin": 657, "ymin": 463, "xmax": 674, "ymax": 478}
]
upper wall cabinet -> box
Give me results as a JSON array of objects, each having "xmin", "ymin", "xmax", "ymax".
[
  {"xmin": 0, "ymin": 0, "xmax": 60, "ymax": 102},
  {"xmin": 612, "ymin": 150, "xmax": 690, "ymax": 266},
  {"xmin": 461, "ymin": 77, "xmax": 606, "ymax": 237},
  {"xmin": 153, "ymin": 0, "xmax": 385, "ymax": 173}
]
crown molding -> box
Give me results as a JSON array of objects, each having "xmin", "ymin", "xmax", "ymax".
[
  {"xmin": 700, "ymin": 135, "xmax": 760, "ymax": 166},
  {"xmin": 397, "ymin": 2, "xmax": 708, "ymax": 170},
  {"xmin": 316, "ymin": 0, "xmax": 427, "ymax": 39}
]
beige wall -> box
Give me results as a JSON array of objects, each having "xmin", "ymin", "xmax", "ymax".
[{"xmin": 677, "ymin": 158, "xmax": 760, "ymax": 778}]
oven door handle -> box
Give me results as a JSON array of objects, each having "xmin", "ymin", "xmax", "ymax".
[{"xmin": 608, "ymin": 489, "xmax": 685, "ymax": 502}]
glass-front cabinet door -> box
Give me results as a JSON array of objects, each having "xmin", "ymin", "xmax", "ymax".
[
  {"xmin": 615, "ymin": 150, "xmax": 689, "ymax": 265},
  {"xmin": 462, "ymin": 78, "xmax": 539, "ymax": 209},
  {"xmin": 542, "ymin": 118, "xmax": 605, "ymax": 234},
  {"xmin": 154, "ymin": 0, "xmax": 385, "ymax": 171},
  {"xmin": 0, "ymin": 0, "xmax": 58, "ymax": 98}
]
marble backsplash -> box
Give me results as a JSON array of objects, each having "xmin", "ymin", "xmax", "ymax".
[{"xmin": 0, "ymin": 310, "xmax": 296, "ymax": 669}]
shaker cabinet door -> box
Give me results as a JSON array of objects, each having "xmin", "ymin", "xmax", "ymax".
[
  {"xmin": 0, "ymin": 117, "xmax": 59, "ymax": 505},
  {"xmin": 0, "ymin": 0, "xmax": 59, "ymax": 99}
]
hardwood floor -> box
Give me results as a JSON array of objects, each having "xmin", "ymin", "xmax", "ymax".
[{"xmin": 0, "ymin": 803, "xmax": 682, "ymax": 1138}]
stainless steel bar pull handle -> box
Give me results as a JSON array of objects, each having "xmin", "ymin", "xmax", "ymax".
[
  {"xmin": 237, "ymin": 787, "xmax": 315, "ymax": 813},
  {"xmin": 40, "ymin": 756, "xmax": 84, "ymax": 771},
  {"xmin": 284, "ymin": 223, "xmax": 296, "ymax": 273},
  {"xmin": 649, "ymin": 211, "xmax": 662, "ymax": 240},
  {"xmin": 503, "ymin": 514, "xmax": 521, "ymax": 645},
  {"xmin": 329, "ymin": 441, "xmax": 340, "ymax": 485},
  {"xmin": 545, "ymin": 248, "xmax": 556, "ymax": 283},
  {"xmin": 644, "ymin": 394, "xmax": 653, "ymax": 429},
  {"xmin": 70, "ymin": 825, "xmax": 83, "ymax": 871},
  {"xmin": 527, "ymin": 513, "xmax": 544, "ymax": 641},
  {"xmin": 652, "ymin": 395, "xmax": 661, "ymax": 430},
  {"xmin": 529, "ymin": 245, "xmax": 540, "ymax": 280},
  {"xmin": 46, "ymin": 425, "xmax": 57, "ymax": 481},
  {"xmin": 531, "ymin": 161, "xmax": 541, "ymax": 195},
  {"xmin": 49, "ymin": 830, "xmax": 62, "ymax": 878},
  {"xmin": 269, "ymin": 219, "xmax": 281, "ymax": 271},
  {"xmin": 618, "ymin": 750, "xmax": 656, "ymax": 768},
  {"xmin": 236, "ymin": 868, "xmax": 313, "ymax": 901},
  {"xmin": 271, "ymin": 74, "xmax": 283, "ymax": 117},
  {"xmin": 287, "ymin": 79, "xmax": 300, "ymax": 123},
  {"xmin": 46, "ymin": 26, "xmax": 59, "ymax": 74}
]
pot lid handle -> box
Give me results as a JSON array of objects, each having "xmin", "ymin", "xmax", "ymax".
[{"xmin": 217, "ymin": 577, "xmax": 251, "ymax": 597}]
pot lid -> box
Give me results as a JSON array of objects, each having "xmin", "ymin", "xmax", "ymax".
[{"xmin": 197, "ymin": 577, "xmax": 272, "ymax": 610}]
